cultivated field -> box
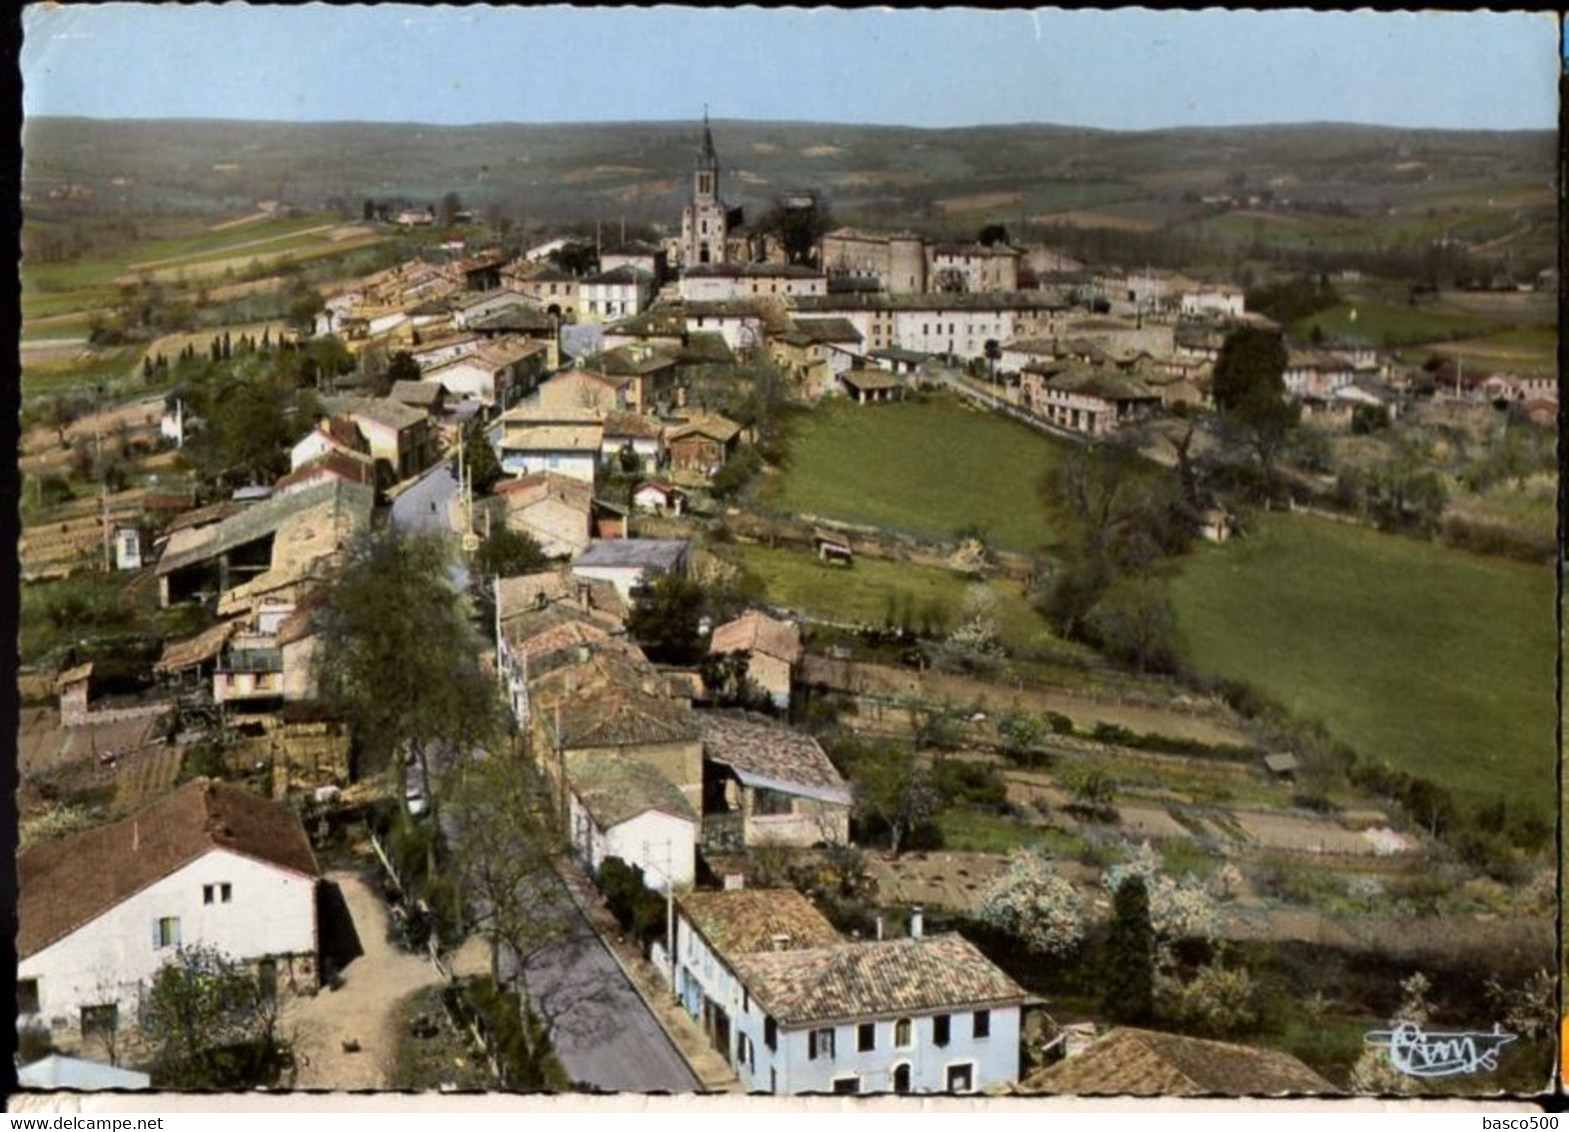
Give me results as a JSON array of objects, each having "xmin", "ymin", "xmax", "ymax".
[
  {"xmin": 1168, "ymin": 513, "xmax": 1556, "ymax": 821},
  {"xmin": 765, "ymin": 395, "xmax": 1070, "ymax": 551}
]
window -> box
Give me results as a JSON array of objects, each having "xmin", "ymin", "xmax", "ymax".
[
  {"xmin": 831, "ymin": 1076, "xmax": 860, "ymax": 1095},
  {"xmin": 737, "ymin": 1034, "xmax": 753, "ymax": 1070},
  {"xmin": 754, "ymin": 789, "xmax": 793, "ymax": 816},
  {"xmin": 764, "ymin": 1016, "xmax": 778, "ymax": 1051},
  {"xmin": 893, "ymin": 1063, "xmax": 912, "ymax": 1094},
  {"xmin": 18, "ymin": 978, "xmax": 40, "ymax": 1015},
  {"xmin": 973, "ymin": 1009, "xmax": 991, "ymax": 1039},
  {"xmin": 203, "ymin": 883, "xmax": 233, "ymax": 905},
  {"xmin": 808, "ymin": 1027, "xmax": 836, "ymax": 1061},
  {"xmin": 742, "ymin": 988, "xmax": 750, "ymax": 1014},
  {"xmin": 945, "ymin": 1063, "xmax": 974, "ymax": 1094},
  {"xmin": 770, "ymin": 1068, "xmax": 777, "ymax": 1093},
  {"xmin": 153, "ymin": 916, "xmax": 181, "ymax": 949},
  {"xmin": 933, "ymin": 1013, "xmax": 951, "ymax": 1048},
  {"xmin": 857, "ymin": 1022, "xmax": 876, "ymax": 1052},
  {"xmin": 81, "ymin": 1004, "xmax": 118, "ymax": 1039},
  {"xmin": 894, "ymin": 1017, "xmax": 913, "ymax": 1049}
]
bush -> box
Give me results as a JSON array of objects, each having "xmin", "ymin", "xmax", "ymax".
[
  {"xmin": 931, "ymin": 759, "xmax": 1008, "ymax": 812},
  {"xmin": 1046, "ymin": 712, "xmax": 1075, "ymax": 735},
  {"xmin": 596, "ymin": 857, "xmax": 668, "ymax": 948}
]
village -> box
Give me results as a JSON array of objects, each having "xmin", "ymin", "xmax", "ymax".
[{"xmin": 14, "ymin": 108, "xmax": 1558, "ymax": 1099}]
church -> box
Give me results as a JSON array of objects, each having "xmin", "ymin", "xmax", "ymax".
[{"xmin": 675, "ymin": 112, "xmax": 747, "ymax": 268}]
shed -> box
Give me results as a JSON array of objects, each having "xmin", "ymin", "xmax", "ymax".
[
  {"xmin": 1262, "ymin": 752, "xmax": 1299, "ymax": 781},
  {"xmin": 812, "ymin": 529, "xmax": 853, "ymax": 565}
]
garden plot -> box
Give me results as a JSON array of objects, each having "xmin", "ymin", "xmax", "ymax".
[{"xmin": 1228, "ymin": 809, "xmax": 1410, "ymax": 856}]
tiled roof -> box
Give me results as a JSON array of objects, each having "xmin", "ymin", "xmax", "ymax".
[
  {"xmin": 495, "ymin": 471, "xmax": 594, "ymax": 510},
  {"xmin": 1037, "ymin": 366, "xmax": 1160, "ymax": 402},
  {"xmin": 710, "ymin": 610, "xmax": 802, "ymax": 664},
  {"xmin": 677, "ymin": 888, "xmax": 843, "ymax": 957},
  {"xmin": 157, "ymin": 479, "xmax": 374, "ymax": 577},
  {"xmin": 575, "ymin": 538, "xmax": 689, "ymax": 571},
  {"xmin": 503, "ymin": 424, "xmax": 605, "ymax": 452},
  {"xmin": 793, "ymin": 292, "xmax": 1067, "ymax": 314},
  {"xmin": 389, "ymin": 380, "xmax": 445, "ymax": 407},
  {"xmin": 565, "ymin": 755, "xmax": 697, "ymax": 828},
  {"xmin": 18, "ymin": 779, "xmax": 318, "ymax": 958},
  {"xmin": 469, "ymin": 305, "xmax": 556, "ymax": 334},
  {"xmin": 699, "ymin": 712, "xmax": 850, "ymax": 804},
  {"xmin": 789, "ymin": 317, "xmax": 862, "ymax": 345},
  {"xmin": 553, "ymin": 689, "xmax": 698, "ymax": 749},
  {"xmin": 155, "ymin": 619, "xmax": 241, "ymax": 673},
  {"xmin": 495, "ymin": 570, "xmax": 626, "ymax": 625},
  {"xmin": 667, "ymin": 414, "xmax": 742, "ymax": 444},
  {"xmin": 1019, "ymin": 1028, "xmax": 1335, "ymax": 1096},
  {"xmin": 324, "ymin": 395, "xmax": 428, "ymax": 432},
  {"xmin": 841, "ymin": 369, "xmax": 904, "ymax": 393},
  {"xmin": 603, "ymin": 411, "xmax": 664, "ymax": 441},
  {"xmin": 732, "ymin": 933, "xmax": 1026, "ymax": 1027},
  {"xmin": 506, "ymin": 612, "xmax": 616, "ymax": 666},
  {"xmin": 274, "ymin": 450, "xmax": 376, "ymax": 494}
]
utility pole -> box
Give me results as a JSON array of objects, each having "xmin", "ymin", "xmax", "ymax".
[{"xmin": 100, "ymin": 482, "xmax": 111, "ymax": 571}]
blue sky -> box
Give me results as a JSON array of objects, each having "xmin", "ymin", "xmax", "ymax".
[{"xmin": 20, "ymin": 6, "xmax": 1561, "ymax": 131}]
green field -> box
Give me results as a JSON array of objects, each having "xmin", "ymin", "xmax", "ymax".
[
  {"xmin": 766, "ymin": 395, "xmax": 1070, "ymax": 551},
  {"xmin": 1290, "ymin": 299, "xmax": 1499, "ymax": 347},
  {"xmin": 733, "ymin": 541, "xmax": 1086, "ymax": 659},
  {"xmin": 1168, "ymin": 513, "xmax": 1555, "ymax": 820}
]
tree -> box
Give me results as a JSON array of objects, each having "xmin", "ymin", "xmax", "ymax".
[
  {"xmin": 977, "ymin": 849, "xmax": 1085, "ymax": 956},
  {"xmin": 1102, "ymin": 841, "xmax": 1219, "ymax": 942},
  {"xmin": 138, "ymin": 945, "xmax": 290, "ymax": 1089},
  {"xmin": 977, "ymin": 223, "xmax": 1010, "ymax": 248},
  {"xmin": 983, "ymin": 338, "xmax": 1002, "ymax": 380},
  {"xmin": 187, "ymin": 377, "xmax": 295, "ymax": 488},
  {"xmin": 1103, "ymin": 876, "xmax": 1156, "ymax": 1024},
  {"xmin": 549, "ymin": 241, "xmax": 598, "ymax": 276},
  {"xmin": 473, "ymin": 526, "xmax": 548, "ymax": 580},
  {"xmin": 285, "ymin": 286, "xmax": 326, "ymax": 338},
  {"xmin": 1211, "ymin": 327, "xmax": 1298, "ymax": 472},
  {"xmin": 439, "ymin": 191, "xmax": 464, "ymax": 227},
  {"xmin": 1159, "ymin": 953, "xmax": 1260, "ymax": 1038},
  {"xmin": 1084, "ymin": 576, "xmax": 1179, "ymax": 674},
  {"xmin": 1349, "ymin": 971, "xmax": 1436, "ymax": 1094},
  {"xmin": 313, "ymin": 531, "xmax": 503, "ymax": 831},
  {"xmin": 625, "ymin": 570, "xmax": 706, "ymax": 665},
  {"xmin": 444, "ymin": 746, "xmax": 576, "ymax": 1068},
  {"xmin": 460, "ymin": 420, "xmax": 503, "ymax": 495},
  {"xmin": 848, "ymin": 744, "xmax": 939, "ymax": 855},
  {"xmin": 758, "ymin": 194, "xmax": 833, "ymax": 267}
]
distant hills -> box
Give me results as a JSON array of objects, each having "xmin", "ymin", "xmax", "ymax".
[{"xmin": 22, "ymin": 116, "xmax": 1556, "ymax": 256}]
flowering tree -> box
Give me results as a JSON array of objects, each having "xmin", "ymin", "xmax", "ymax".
[
  {"xmin": 978, "ymin": 849, "xmax": 1086, "ymax": 957},
  {"xmin": 1102, "ymin": 841, "xmax": 1220, "ymax": 942}
]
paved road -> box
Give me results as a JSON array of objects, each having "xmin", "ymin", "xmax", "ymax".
[{"xmin": 497, "ymin": 882, "xmax": 699, "ymax": 1094}]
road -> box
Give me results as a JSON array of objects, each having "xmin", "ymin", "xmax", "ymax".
[{"xmin": 502, "ymin": 899, "xmax": 699, "ymax": 1093}]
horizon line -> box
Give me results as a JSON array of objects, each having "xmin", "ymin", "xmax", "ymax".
[{"xmin": 21, "ymin": 113, "xmax": 1555, "ymax": 136}]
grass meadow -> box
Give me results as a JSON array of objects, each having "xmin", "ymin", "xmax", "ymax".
[{"xmin": 1168, "ymin": 513, "xmax": 1556, "ymax": 821}]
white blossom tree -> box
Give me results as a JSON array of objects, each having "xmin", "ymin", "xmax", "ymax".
[
  {"xmin": 978, "ymin": 849, "xmax": 1086, "ymax": 957},
  {"xmin": 1102, "ymin": 840, "xmax": 1220, "ymax": 942}
]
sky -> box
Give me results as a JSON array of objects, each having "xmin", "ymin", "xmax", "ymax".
[{"xmin": 19, "ymin": 6, "xmax": 1562, "ymax": 132}]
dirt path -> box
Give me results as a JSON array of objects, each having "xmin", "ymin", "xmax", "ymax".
[{"xmin": 281, "ymin": 870, "xmax": 443, "ymax": 1090}]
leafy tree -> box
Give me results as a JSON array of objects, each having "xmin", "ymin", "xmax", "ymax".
[
  {"xmin": 186, "ymin": 378, "xmax": 296, "ymax": 488},
  {"xmin": 977, "ymin": 849, "xmax": 1085, "ymax": 957},
  {"xmin": 1103, "ymin": 875, "xmax": 1156, "ymax": 1024},
  {"xmin": 387, "ymin": 350, "xmax": 422, "ymax": 387},
  {"xmin": 473, "ymin": 526, "xmax": 548, "ymax": 579},
  {"xmin": 138, "ymin": 945, "xmax": 290, "ymax": 1089},
  {"xmin": 1211, "ymin": 328, "xmax": 1298, "ymax": 472},
  {"xmin": 285, "ymin": 286, "xmax": 326, "ymax": 337},
  {"xmin": 549, "ymin": 241, "xmax": 598, "ymax": 276},
  {"xmin": 995, "ymin": 709, "xmax": 1048, "ymax": 764},
  {"xmin": 977, "ymin": 223, "xmax": 1010, "ymax": 247},
  {"xmin": 848, "ymin": 744, "xmax": 939, "ymax": 855},
  {"xmin": 626, "ymin": 570, "xmax": 706, "ymax": 665},
  {"xmin": 700, "ymin": 648, "xmax": 772, "ymax": 712},
  {"xmin": 1102, "ymin": 841, "xmax": 1219, "ymax": 942},
  {"xmin": 460, "ymin": 420, "xmax": 503, "ymax": 495},
  {"xmin": 313, "ymin": 531, "xmax": 503, "ymax": 831},
  {"xmin": 1084, "ymin": 576, "xmax": 1179, "ymax": 674},
  {"xmin": 439, "ymin": 191, "xmax": 464, "ymax": 226},
  {"xmin": 1159, "ymin": 953, "xmax": 1260, "ymax": 1038}
]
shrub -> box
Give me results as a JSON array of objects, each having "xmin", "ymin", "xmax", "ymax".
[
  {"xmin": 596, "ymin": 857, "xmax": 668, "ymax": 947},
  {"xmin": 931, "ymin": 759, "xmax": 1008, "ymax": 811},
  {"xmin": 1045, "ymin": 711, "xmax": 1075, "ymax": 735}
]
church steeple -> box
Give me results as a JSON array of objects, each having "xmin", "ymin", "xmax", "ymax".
[
  {"xmin": 694, "ymin": 107, "xmax": 719, "ymax": 204},
  {"xmin": 699, "ymin": 106, "xmax": 718, "ymax": 168}
]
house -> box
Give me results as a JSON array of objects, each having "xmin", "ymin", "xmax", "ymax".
[
  {"xmin": 1283, "ymin": 349, "xmax": 1356, "ymax": 399},
  {"xmin": 698, "ymin": 712, "xmax": 851, "ymax": 851},
  {"xmin": 1179, "ymin": 285, "xmax": 1246, "ymax": 320},
  {"xmin": 273, "ymin": 449, "xmax": 377, "ymax": 498},
  {"xmin": 839, "ymin": 368, "xmax": 906, "ymax": 405},
  {"xmin": 388, "ymin": 379, "xmax": 448, "ymax": 418},
  {"xmin": 600, "ymin": 241, "xmax": 669, "ymax": 285},
  {"xmin": 820, "ymin": 227, "xmax": 931, "ymax": 294},
  {"xmin": 679, "ymin": 263, "xmax": 828, "ymax": 302},
  {"xmin": 1019, "ymin": 1027, "xmax": 1334, "ymax": 1096},
  {"xmin": 423, "ymin": 337, "xmax": 549, "ymax": 410},
  {"xmin": 589, "ymin": 343, "xmax": 686, "ymax": 413},
  {"xmin": 578, "ymin": 265, "xmax": 656, "ymax": 324},
  {"xmin": 1019, "ymin": 363, "xmax": 1162, "ymax": 436},
  {"xmin": 17, "ymin": 779, "xmax": 320, "ymax": 1047},
  {"xmin": 509, "ymin": 266, "xmax": 581, "ymax": 319},
  {"xmin": 681, "ymin": 299, "xmax": 772, "ymax": 354},
  {"xmin": 572, "ymin": 538, "xmax": 690, "ymax": 603},
  {"xmin": 709, "ymin": 610, "xmax": 804, "ymax": 709},
  {"xmin": 633, "ymin": 479, "xmax": 688, "ymax": 517},
  {"xmin": 771, "ymin": 317, "xmax": 863, "ymax": 400},
  {"xmin": 791, "ymin": 292, "xmax": 1069, "ymax": 362},
  {"xmin": 927, "ymin": 242, "xmax": 1021, "ymax": 293},
  {"xmin": 673, "ymin": 888, "xmax": 1026, "ymax": 1095},
  {"xmin": 464, "ymin": 303, "xmax": 562, "ymax": 368},
  {"xmin": 565, "ymin": 755, "xmax": 698, "ymax": 891},
  {"xmin": 321, "ymin": 396, "xmax": 439, "ymax": 483},
  {"xmin": 495, "ymin": 406, "xmax": 605, "ymax": 483},
  {"xmin": 495, "ymin": 472, "xmax": 597, "ymax": 559},
  {"xmin": 156, "ymin": 479, "xmax": 374, "ymax": 612},
  {"xmin": 289, "ymin": 417, "xmax": 367, "ymax": 472},
  {"xmin": 601, "ymin": 410, "xmax": 665, "ymax": 472},
  {"xmin": 667, "ymin": 414, "xmax": 744, "ymax": 479},
  {"xmin": 539, "ymin": 367, "xmax": 637, "ymax": 414},
  {"xmin": 112, "ymin": 524, "xmax": 151, "ymax": 571},
  {"xmin": 493, "ymin": 570, "xmax": 628, "ymax": 725}
]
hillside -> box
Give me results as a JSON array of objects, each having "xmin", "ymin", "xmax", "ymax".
[{"xmin": 22, "ymin": 117, "xmax": 1557, "ymax": 265}]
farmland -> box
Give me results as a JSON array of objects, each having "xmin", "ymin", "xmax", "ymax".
[
  {"xmin": 764, "ymin": 395, "xmax": 1071, "ymax": 551},
  {"xmin": 1168, "ymin": 513, "xmax": 1556, "ymax": 822}
]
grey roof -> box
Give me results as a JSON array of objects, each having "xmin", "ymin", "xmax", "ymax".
[
  {"xmin": 323, "ymin": 394, "xmax": 427, "ymax": 432},
  {"xmin": 699, "ymin": 712, "xmax": 851, "ymax": 805},
  {"xmin": 794, "ymin": 291, "xmax": 1068, "ymax": 314},
  {"xmin": 389, "ymin": 380, "xmax": 445, "ymax": 406},
  {"xmin": 566, "ymin": 756, "xmax": 697, "ymax": 828},
  {"xmin": 574, "ymin": 538, "xmax": 689, "ymax": 571}
]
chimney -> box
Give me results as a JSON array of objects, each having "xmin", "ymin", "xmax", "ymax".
[
  {"xmin": 875, "ymin": 914, "xmax": 885, "ymax": 941},
  {"xmin": 724, "ymin": 873, "xmax": 745, "ymax": 891},
  {"xmin": 132, "ymin": 820, "xmax": 140, "ymax": 852},
  {"xmin": 770, "ymin": 933, "xmax": 791, "ymax": 952},
  {"xmin": 910, "ymin": 906, "xmax": 924, "ymax": 940},
  {"xmin": 577, "ymin": 581, "xmax": 592, "ymax": 611}
]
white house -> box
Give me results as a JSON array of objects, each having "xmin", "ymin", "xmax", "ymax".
[
  {"xmin": 571, "ymin": 538, "xmax": 690, "ymax": 603},
  {"xmin": 578, "ymin": 266, "xmax": 655, "ymax": 324},
  {"xmin": 679, "ymin": 264, "xmax": 827, "ymax": 302},
  {"xmin": 1179, "ymin": 286, "xmax": 1246, "ymax": 320},
  {"xmin": 673, "ymin": 888, "xmax": 1026, "ymax": 1095},
  {"xmin": 495, "ymin": 405, "xmax": 605, "ymax": 483},
  {"xmin": 565, "ymin": 756, "xmax": 698, "ymax": 891},
  {"xmin": 17, "ymin": 780, "xmax": 320, "ymax": 1047}
]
